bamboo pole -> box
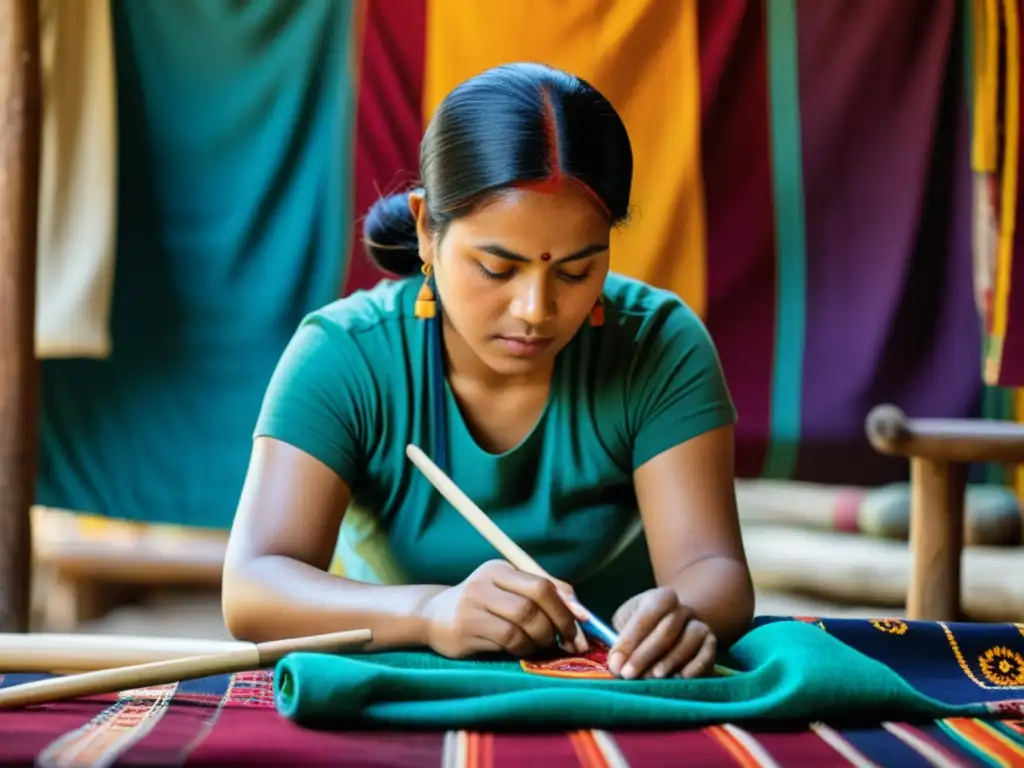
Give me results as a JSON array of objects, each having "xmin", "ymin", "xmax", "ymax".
[{"xmin": 0, "ymin": 0, "xmax": 42, "ymax": 633}]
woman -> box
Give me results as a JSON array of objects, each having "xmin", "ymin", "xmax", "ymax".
[{"xmin": 223, "ymin": 62, "xmax": 754, "ymax": 681}]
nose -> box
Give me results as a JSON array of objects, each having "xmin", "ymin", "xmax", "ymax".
[{"xmin": 508, "ymin": 276, "xmax": 554, "ymax": 326}]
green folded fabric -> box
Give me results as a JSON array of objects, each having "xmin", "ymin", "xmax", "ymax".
[{"xmin": 273, "ymin": 620, "xmax": 982, "ymax": 730}]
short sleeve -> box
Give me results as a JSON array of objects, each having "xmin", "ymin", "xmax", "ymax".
[
  {"xmin": 627, "ymin": 303, "xmax": 737, "ymax": 470},
  {"xmin": 253, "ymin": 314, "xmax": 377, "ymax": 485}
]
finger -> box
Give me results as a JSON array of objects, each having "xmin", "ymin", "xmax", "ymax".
[
  {"xmin": 679, "ymin": 630, "xmax": 718, "ymax": 679},
  {"xmin": 646, "ymin": 620, "xmax": 711, "ymax": 679},
  {"xmin": 480, "ymin": 584, "xmax": 559, "ymax": 652},
  {"xmin": 469, "ymin": 562, "xmax": 584, "ymax": 653},
  {"xmin": 607, "ymin": 590, "xmax": 680, "ymax": 676},
  {"xmin": 611, "ymin": 601, "xmax": 635, "ymax": 634},
  {"xmin": 551, "ymin": 579, "xmax": 591, "ymax": 623},
  {"xmin": 469, "ymin": 607, "xmax": 540, "ymax": 657},
  {"xmin": 616, "ymin": 610, "xmax": 686, "ymax": 680},
  {"xmin": 492, "ymin": 569, "xmax": 587, "ymax": 653},
  {"xmin": 550, "ymin": 580, "xmax": 591, "ymax": 653}
]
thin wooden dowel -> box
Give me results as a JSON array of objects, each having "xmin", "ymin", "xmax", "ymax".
[
  {"xmin": 407, "ymin": 444, "xmax": 544, "ymax": 577},
  {"xmin": 0, "ymin": 628, "xmax": 371, "ymax": 709},
  {"xmin": 405, "ymin": 444, "xmax": 620, "ymax": 647},
  {"xmin": 0, "ymin": 632, "xmax": 255, "ymax": 673}
]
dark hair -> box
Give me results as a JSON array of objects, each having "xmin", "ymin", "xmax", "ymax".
[{"xmin": 362, "ymin": 62, "xmax": 633, "ymax": 276}]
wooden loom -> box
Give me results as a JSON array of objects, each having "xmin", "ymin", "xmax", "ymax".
[{"xmin": 0, "ymin": 0, "xmax": 1019, "ymax": 634}]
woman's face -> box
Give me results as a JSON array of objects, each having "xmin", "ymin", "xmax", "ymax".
[{"xmin": 412, "ymin": 182, "xmax": 611, "ymax": 380}]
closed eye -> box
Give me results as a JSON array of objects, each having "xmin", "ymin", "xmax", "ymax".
[
  {"xmin": 477, "ymin": 262, "xmax": 592, "ymax": 284},
  {"xmin": 477, "ymin": 263, "xmax": 514, "ymax": 281},
  {"xmin": 557, "ymin": 268, "xmax": 591, "ymax": 284}
]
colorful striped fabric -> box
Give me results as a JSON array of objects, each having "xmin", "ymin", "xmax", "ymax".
[
  {"xmin": 346, "ymin": 0, "xmax": 995, "ymax": 487},
  {"xmin": 969, "ymin": 0, "xmax": 1024, "ymax": 495},
  {"xmin": 974, "ymin": 0, "xmax": 1024, "ymax": 388},
  {"xmin": 3, "ymin": 616, "xmax": 1024, "ymax": 765},
  {"xmin": 33, "ymin": 1, "xmax": 1023, "ymax": 531}
]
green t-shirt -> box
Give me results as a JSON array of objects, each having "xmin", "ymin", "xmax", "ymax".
[{"xmin": 253, "ymin": 272, "xmax": 736, "ymax": 619}]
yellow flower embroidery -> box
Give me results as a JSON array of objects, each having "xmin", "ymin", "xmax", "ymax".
[
  {"xmin": 978, "ymin": 646, "xmax": 1024, "ymax": 687},
  {"xmin": 871, "ymin": 619, "xmax": 908, "ymax": 635}
]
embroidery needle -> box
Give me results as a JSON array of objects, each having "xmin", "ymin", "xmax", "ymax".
[{"xmin": 405, "ymin": 443, "xmax": 621, "ymax": 649}]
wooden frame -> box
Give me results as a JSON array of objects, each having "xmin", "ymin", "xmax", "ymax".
[
  {"xmin": 0, "ymin": 0, "xmax": 41, "ymax": 633},
  {"xmin": 866, "ymin": 404, "xmax": 1024, "ymax": 621}
]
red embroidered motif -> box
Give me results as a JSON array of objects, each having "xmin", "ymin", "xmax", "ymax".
[{"xmin": 520, "ymin": 642, "xmax": 614, "ymax": 679}]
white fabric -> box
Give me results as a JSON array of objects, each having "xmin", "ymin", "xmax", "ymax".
[{"xmin": 35, "ymin": 0, "xmax": 118, "ymax": 359}]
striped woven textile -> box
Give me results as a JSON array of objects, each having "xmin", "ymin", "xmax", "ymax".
[{"xmin": 0, "ymin": 678, "xmax": 1019, "ymax": 768}]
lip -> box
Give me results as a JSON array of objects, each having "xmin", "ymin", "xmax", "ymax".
[{"xmin": 495, "ymin": 335, "xmax": 554, "ymax": 358}]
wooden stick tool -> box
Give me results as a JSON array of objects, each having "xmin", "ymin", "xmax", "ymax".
[
  {"xmin": 405, "ymin": 443, "xmax": 620, "ymax": 648},
  {"xmin": 0, "ymin": 628, "xmax": 372, "ymax": 709},
  {"xmin": 0, "ymin": 633, "xmax": 260, "ymax": 674}
]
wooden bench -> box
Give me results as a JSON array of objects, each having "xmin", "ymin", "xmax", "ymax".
[
  {"xmin": 865, "ymin": 404, "xmax": 1024, "ymax": 621},
  {"xmin": 30, "ymin": 508, "xmax": 226, "ymax": 632}
]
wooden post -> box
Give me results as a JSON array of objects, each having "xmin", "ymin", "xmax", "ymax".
[
  {"xmin": 0, "ymin": 0, "xmax": 42, "ymax": 633},
  {"xmin": 906, "ymin": 459, "xmax": 967, "ymax": 621}
]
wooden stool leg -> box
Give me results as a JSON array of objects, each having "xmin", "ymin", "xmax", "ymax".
[{"xmin": 907, "ymin": 458, "xmax": 967, "ymax": 621}]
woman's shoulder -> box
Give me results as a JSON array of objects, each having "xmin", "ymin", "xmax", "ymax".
[
  {"xmin": 303, "ymin": 277, "xmax": 420, "ymax": 339},
  {"xmin": 600, "ymin": 272, "xmax": 707, "ymax": 344},
  {"xmin": 271, "ymin": 276, "xmax": 422, "ymax": 393},
  {"xmin": 583, "ymin": 276, "xmax": 734, "ymax": 465},
  {"xmin": 255, "ymin": 277, "xmax": 422, "ymax": 481}
]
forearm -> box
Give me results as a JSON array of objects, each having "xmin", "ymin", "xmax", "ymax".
[
  {"xmin": 222, "ymin": 554, "xmax": 446, "ymax": 650},
  {"xmin": 664, "ymin": 555, "xmax": 755, "ymax": 647}
]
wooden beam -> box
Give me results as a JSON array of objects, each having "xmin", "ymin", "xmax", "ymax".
[{"xmin": 0, "ymin": 0, "xmax": 42, "ymax": 633}]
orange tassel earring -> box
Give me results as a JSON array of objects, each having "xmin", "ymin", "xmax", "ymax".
[
  {"xmin": 589, "ymin": 295, "xmax": 604, "ymax": 327},
  {"xmin": 415, "ymin": 264, "xmax": 436, "ymax": 319}
]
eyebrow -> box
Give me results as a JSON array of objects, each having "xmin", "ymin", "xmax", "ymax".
[{"xmin": 476, "ymin": 242, "xmax": 609, "ymax": 264}]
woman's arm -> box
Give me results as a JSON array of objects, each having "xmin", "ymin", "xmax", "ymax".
[
  {"xmin": 632, "ymin": 424, "xmax": 754, "ymax": 646},
  {"xmin": 221, "ymin": 436, "xmax": 447, "ymax": 648}
]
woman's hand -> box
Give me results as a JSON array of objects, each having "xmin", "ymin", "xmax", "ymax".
[
  {"xmin": 418, "ymin": 560, "xmax": 590, "ymax": 659},
  {"xmin": 607, "ymin": 587, "xmax": 717, "ymax": 680}
]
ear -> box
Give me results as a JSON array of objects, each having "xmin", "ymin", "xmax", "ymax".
[{"xmin": 407, "ymin": 191, "xmax": 435, "ymax": 267}]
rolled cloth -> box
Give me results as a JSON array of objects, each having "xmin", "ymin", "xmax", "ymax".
[
  {"xmin": 272, "ymin": 620, "xmax": 1014, "ymax": 730},
  {"xmin": 735, "ymin": 480, "xmax": 1022, "ymax": 545}
]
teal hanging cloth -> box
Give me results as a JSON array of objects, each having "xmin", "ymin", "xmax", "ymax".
[{"xmin": 37, "ymin": 0, "xmax": 359, "ymax": 528}]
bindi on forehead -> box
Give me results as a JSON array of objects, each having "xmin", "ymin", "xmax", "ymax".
[{"xmin": 540, "ymin": 252, "xmax": 552, "ymax": 262}]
